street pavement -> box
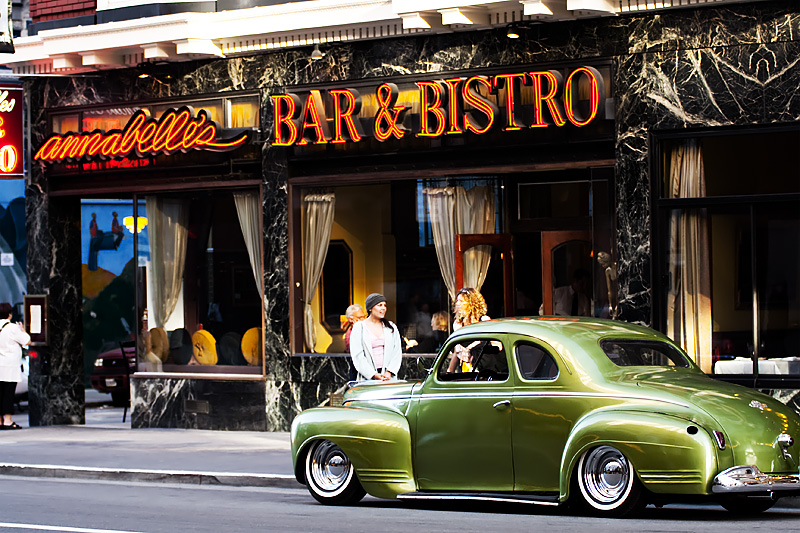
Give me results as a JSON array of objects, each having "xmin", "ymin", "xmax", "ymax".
[
  {"xmin": 0, "ymin": 389, "xmax": 300, "ymax": 488},
  {"xmin": 1, "ymin": 389, "xmax": 798, "ymax": 510}
]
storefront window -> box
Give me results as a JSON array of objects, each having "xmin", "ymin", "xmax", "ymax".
[
  {"xmin": 83, "ymin": 107, "xmax": 144, "ymax": 132},
  {"xmin": 137, "ymin": 189, "xmax": 263, "ymax": 373},
  {"xmin": 298, "ymin": 179, "xmax": 501, "ymax": 355},
  {"xmin": 228, "ymin": 96, "xmax": 259, "ymax": 128},
  {"xmin": 659, "ymin": 132, "xmax": 800, "ymax": 377},
  {"xmin": 52, "ymin": 114, "xmax": 79, "ymax": 133}
]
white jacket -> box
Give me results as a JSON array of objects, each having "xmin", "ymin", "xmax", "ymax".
[
  {"xmin": 0, "ymin": 319, "xmax": 31, "ymax": 383},
  {"xmin": 349, "ymin": 319, "xmax": 402, "ymax": 381}
]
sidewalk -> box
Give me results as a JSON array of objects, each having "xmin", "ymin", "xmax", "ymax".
[
  {"xmin": 1, "ymin": 391, "xmax": 798, "ymax": 510},
  {"xmin": 0, "ymin": 390, "xmax": 300, "ymax": 488}
]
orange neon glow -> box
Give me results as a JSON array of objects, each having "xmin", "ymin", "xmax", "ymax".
[
  {"xmin": 529, "ymin": 71, "xmax": 566, "ymax": 128},
  {"xmin": 564, "ymin": 67, "xmax": 600, "ymax": 127},
  {"xmin": 0, "ymin": 145, "xmax": 18, "ymax": 172},
  {"xmin": 330, "ymin": 89, "xmax": 363, "ymax": 143},
  {"xmin": 493, "ymin": 73, "xmax": 527, "ymax": 131},
  {"xmin": 271, "ymin": 94, "xmax": 301, "ymax": 147},
  {"xmin": 297, "ymin": 91, "xmax": 329, "ymax": 146},
  {"xmin": 463, "ymin": 76, "xmax": 496, "ymax": 135},
  {"xmin": 444, "ymin": 78, "xmax": 464, "ymax": 135},
  {"xmin": 416, "ymin": 81, "xmax": 446, "ymax": 138},
  {"xmin": 35, "ymin": 107, "xmax": 249, "ymax": 163},
  {"xmin": 373, "ymin": 83, "xmax": 406, "ymax": 141}
]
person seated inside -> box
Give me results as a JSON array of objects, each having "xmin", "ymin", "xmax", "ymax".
[{"xmin": 440, "ymin": 338, "xmax": 507, "ymax": 381}]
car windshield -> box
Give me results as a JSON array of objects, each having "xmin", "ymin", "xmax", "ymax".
[{"xmin": 600, "ymin": 340, "xmax": 692, "ymax": 368}]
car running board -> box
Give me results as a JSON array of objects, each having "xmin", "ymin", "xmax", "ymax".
[{"xmin": 397, "ymin": 492, "xmax": 560, "ymax": 506}]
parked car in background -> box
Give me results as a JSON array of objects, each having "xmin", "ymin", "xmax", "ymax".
[
  {"xmin": 291, "ymin": 317, "xmax": 800, "ymax": 517},
  {"xmin": 90, "ymin": 343, "xmax": 135, "ymax": 406}
]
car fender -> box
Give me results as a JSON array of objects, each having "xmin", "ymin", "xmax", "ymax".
[
  {"xmin": 560, "ymin": 409, "xmax": 720, "ymax": 501},
  {"xmin": 291, "ymin": 406, "xmax": 416, "ymax": 499}
]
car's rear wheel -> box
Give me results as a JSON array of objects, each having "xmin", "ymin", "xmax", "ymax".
[
  {"xmin": 575, "ymin": 445, "xmax": 643, "ymax": 517},
  {"xmin": 720, "ymin": 496, "xmax": 776, "ymax": 515},
  {"xmin": 304, "ymin": 439, "xmax": 365, "ymax": 505}
]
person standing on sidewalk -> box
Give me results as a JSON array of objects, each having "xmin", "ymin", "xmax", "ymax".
[
  {"xmin": 349, "ymin": 293, "xmax": 402, "ymax": 381},
  {"xmin": 0, "ymin": 302, "xmax": 30, "ymax": 429}
]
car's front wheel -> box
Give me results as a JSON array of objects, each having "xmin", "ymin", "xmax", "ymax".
[
  {"xmin": 304, "ymin": 439, "xmax": 366, "ymax": 505},
  {"xmin": 575, "ymin": 445, "xmax": 643, "ymax": 517}
]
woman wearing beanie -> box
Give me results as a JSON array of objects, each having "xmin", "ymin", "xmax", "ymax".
[{"xmin": 349, "ymin": 293, "xmax": 402, "ymax": 381}]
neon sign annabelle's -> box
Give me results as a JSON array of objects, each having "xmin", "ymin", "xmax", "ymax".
[
  {"xmin": 271, "ymin": 66, "xmax": 606, "ymax": 147},
  {"xmin": 35, "ymin": 107, "xmax": 250, "ymax": 163}
]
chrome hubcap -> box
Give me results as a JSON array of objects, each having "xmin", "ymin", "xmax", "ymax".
[
  {"xmin": 308, "ymin": 440, "xmax": 352, "ymax": 493},
  {"xmin": 581, "ymin": 446, "xmax": 631, "ymax": 504}
]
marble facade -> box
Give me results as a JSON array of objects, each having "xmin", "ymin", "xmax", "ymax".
[{"xmin": 25, "ymin": 1, "xmax": 800, "ymax": 429}]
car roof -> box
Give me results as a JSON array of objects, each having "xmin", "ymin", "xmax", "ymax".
[
  {"xmin": 453, "ymin": 316, "xmax": 667, "ymax": 341},
  {"xmin": 450, "ymin": 317, "xmax": 677, "ymax": 375}
]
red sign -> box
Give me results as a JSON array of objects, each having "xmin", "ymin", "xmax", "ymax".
[
  {"xmin": 0, "ymin": 86, "xmax": 24, "ymax": 178},
  {"xmin": 35, "ymin": 106, "xmax": 250, "ymax": 164},
  {"xmin": 270, "ymin": 66, "xmax": 607, "ymax": 147}
]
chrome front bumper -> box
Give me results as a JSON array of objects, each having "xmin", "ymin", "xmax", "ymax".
[{"xmin": 712, "ymin": 465, "xmax": 800, "ymax": 494}]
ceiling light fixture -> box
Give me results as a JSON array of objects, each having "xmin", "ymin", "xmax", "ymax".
[
  {"xmin": 310, "ymin": 45, "xmax": 324, "ymax": 61},
  {"xmin": 506, "ymin": 23, "xmax": 521, "ymax": 39}
]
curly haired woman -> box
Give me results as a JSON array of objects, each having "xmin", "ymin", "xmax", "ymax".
[{"xmin": 448, "ymin": 288, "xmax": 490, "ymax": 372}]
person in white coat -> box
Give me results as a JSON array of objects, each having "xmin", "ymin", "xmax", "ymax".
[
  {"xmin": 349, "ymin": 293, "xmax": 402, "ymax": 381},
  {"xmin": 0, "ymin": 302, "xmax": 30, "ymax": 429}
]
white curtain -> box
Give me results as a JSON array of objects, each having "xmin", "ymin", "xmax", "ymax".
[
  {"xmin": 424, "ymin": 187, "xmax": 457, "ymax": 301},
  {"xmin": 455, "ymin": 186, "xmax": 495, "ymax": 292},
  {"xmin": 666, "ymin": 140, "xmax": 713, "ymax": 373},
  {"xmin": 146, "ymin": 197, "xmax": 189, "ymax": 328},
  {"xmin": 425, "ymin": 185, "xmax": 495, "ymax": 301},
  {"xmin": 233, "ymin": 191, "xmax": 265, "ymax": 316},
  {"xmin": 302, "ymin": 193, "xmax": 336, "ymax": 352}
]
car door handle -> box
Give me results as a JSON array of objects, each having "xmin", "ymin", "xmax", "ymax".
[{"xmin": 492, "ymin": 400, "xmax": 511, "ymax": 409}]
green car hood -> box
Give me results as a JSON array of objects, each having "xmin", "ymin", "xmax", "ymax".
[
  {"xmin": 630, "ymin": 369, "xmax": 800, "ymax": 472},
  {"xmin": 343, "ymin": 380, "xmax": 420, "ymax": 415}
]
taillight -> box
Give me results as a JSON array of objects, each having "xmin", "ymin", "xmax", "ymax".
[{"xmin": 713, "ymin": 430, "xmax": 726, "ymax": 450}]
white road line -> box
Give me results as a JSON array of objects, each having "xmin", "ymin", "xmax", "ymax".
[{"xmin": 0, "ymin": 523, "xmax": 146, "ymax": 533}]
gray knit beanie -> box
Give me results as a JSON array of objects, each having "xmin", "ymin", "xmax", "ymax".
[{"xmin": 365, "ymin": 293, "xmax": 386, "ymax": 314}]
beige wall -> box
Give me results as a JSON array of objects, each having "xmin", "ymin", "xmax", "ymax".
[{"xmin": 311, "ymin": 184, "xmax": 396, "ymax": 353}]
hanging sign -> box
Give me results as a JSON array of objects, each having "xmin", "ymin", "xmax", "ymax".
[
  {"xmin": 34, "ymin": 106, "xmax": 250, "ymax": 163},
  {"xmin": 0, "ymin": 85, "xmax": 24, "ymax": 177},
  {"xmin": 270, "ymin": 66, "xmax": 608, "ymax": 147}
]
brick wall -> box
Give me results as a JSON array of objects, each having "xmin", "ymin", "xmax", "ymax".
[{"xmin": 29, "ymin": 0, "xmax": 95, "ymax": 23}]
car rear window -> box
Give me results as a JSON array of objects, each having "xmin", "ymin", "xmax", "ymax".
[{"xmin": 600, "ymin": 340, "xmax": 692, "ymax": 368}]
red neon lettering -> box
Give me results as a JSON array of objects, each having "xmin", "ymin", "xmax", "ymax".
[
  {"xmin": 34, "ymin": 107, "xmax": 249, "ymax": 163},
  {"xmin": 444, "ymin": 78, "xmax": 464, "ymax": 135},
  {"xmin": 564, "ymin": 67, "xmax": 600, "ymax": 127},
  {"xmin": 493, "ymin": 73, "xmax": 528, "ymax": 131},
  {"xmin": 271, "ymin": 94, "xmax": 301, "ymax": 147},
  {"xmin": 463, "ymin": 76, "xmax": 497, "ymax": 135},
  {"xmin": 297, "ymin": 91, "xmax": 330, "ymax": 146},
  {"xmin": 330, "ymin": 89, "xmax": 363, "ymax": 143},
  {"xmin": 528, "ymin": 71, "xmax": 566, "ymax": 128},
  {"xmin": 416, "ymin": 81, "xmax": 446, "ymax": 138}
]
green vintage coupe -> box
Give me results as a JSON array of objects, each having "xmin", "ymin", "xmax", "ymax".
[{"xmin": 291, "ymin": 318, "xmax": 800, "ymax": 517}]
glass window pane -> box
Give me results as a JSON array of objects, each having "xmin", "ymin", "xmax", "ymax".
[
  {"xmin": 600, "ymin": 340, "xmax": 691, "ymax": 368},
  {"xmin": 756, "ymin": 204, "xmax": 800, "ymax": 364},
  {"xmin": 229, "ymin": 96, "xmax": 259, "ymax": 128},
  {"xmin": 518, "ymin": 181, "xmax": 591, "ymax": 219},
  {"xmin": 52, "ymin": 114, "xmax": 79, "ymax": 133},
  {"xmin": 138, "ymin": 190, "xmax": 262, "ymax": 374},
  {"xmin": 663, "ymin": 131, "xmax": 800, "ymax": 198},
  {"xmin": 82, "ymin": 106, "xmax": 144, "ymax": 132}
]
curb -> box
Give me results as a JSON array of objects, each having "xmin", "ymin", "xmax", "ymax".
[{"xmin": 0, "ymin": 463, "xmax": 303, "ymax": 489}]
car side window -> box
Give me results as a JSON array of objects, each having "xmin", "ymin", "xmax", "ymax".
[
  {"xmin": 438, "ymin": 338, "xmax": 508, "ymax": 382},
  {"xmin": 515, "ymin": 343, "xmax": 559, "ymax": 380}
]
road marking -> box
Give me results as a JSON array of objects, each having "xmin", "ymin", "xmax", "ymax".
[{"xmin": 0, "ymin": 523, "xmax": 145, "ymax": 533}]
